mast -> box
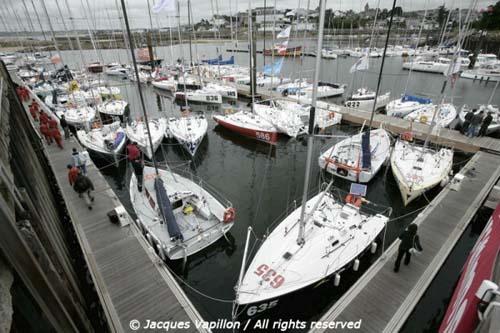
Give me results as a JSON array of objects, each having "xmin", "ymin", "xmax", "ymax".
[
  {"xmin": 187, "ymin": 0, "xmax": 194, "ymax": 66},
  {"xmin": 40, "ymin": 0, "xmax": 64, "ymax": 63},
  {"xmin": 64, "ymin": 0, "xmax": 86, "ymax": 68},
  {"xmin": 367, "ymin": 0, "xmax": 397, "ymax": 130},
  {"xmin": 247, "ymin": 4, "xmax": 256, "ymax": 113},
  {"xmin": 54, "ymin": 0, "xmax": 75, "ymax": 51},
  {"xmin": 120, "ymin": 0, "xmax": 160, "ymax": 174},
  {"xmin": 296, "ymin": 0, "xmax": 326, "ymax": 246}
]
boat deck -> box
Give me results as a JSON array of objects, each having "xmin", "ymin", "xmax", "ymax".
[
  {"xmin": 227, "ymin": 81, "xmax": 500, "ymax": 154},
  {"xmin": 20, "ymin": 90, "xmax": 206, "ymax": 332},
  {"xmin": 310, "ymin": 151, "xmax": 500, "ymax": 332}
]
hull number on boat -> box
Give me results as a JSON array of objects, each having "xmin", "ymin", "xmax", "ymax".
[
  {"xmin": 254, "ymin": 264, "xmax": 285, "ymax": 288},
  {"xmin": 246, "ymin": 300, "xmax": 278, "ymax": 317},
  {"xmin": 255, "ymin": 132, "xmax": 271, "ymax": 142}
]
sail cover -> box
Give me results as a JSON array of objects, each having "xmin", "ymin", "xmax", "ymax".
[
  {"xmin": 154, "ymin": 178, "xmax": 183, "ymax": 241},
  {"xmin": 401, "ymin": 94, "xmax": 432, "ymax": 104},
  {"xmin": 202, "ymin": 55, "xmax": 235, "ymax": 65},
  {"xmin": 361, "ymin": 131, "xmax": 371, "ymax": 169}
]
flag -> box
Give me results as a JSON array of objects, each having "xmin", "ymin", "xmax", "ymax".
[
  {"xmin": 277, "ymin": 26, "xmax": 291, "ymax": 39},
  {"xmin": 152, "ymin": 0, "xmax": 175, "ymax": 13},
  {"xmin": 263, "ymin": 58, "xmax": 284, "ymax": 76},
  {"xmin": 350, "ymin": 55, "xmax": 369, "ymax": 73}
]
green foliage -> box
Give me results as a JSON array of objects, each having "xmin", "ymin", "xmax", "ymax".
[
  {"xmin": 437, "ymin": 5, "xmax": 449, "ymax": 28},
  {"xmin": 476, "ymin": 1, "xmax": 500, "ymax": 30}
]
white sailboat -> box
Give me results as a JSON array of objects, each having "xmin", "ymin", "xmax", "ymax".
[
  {"xmin": 318, "ymin": 129, "xmax": 391, "ymax": 183},
  {"xmin": 344, "ymin": 88, "xmax": 390, "ymax": 111},
  {"xmin": 391, "ymin": 139, "xmax": 453, "ymax": 206},
  {"xmin": 97, "ymin": 99, "xmax": 128, "ymax": 117},
  {"xmin": 125, "ymin": 118, "xmax": 167, "ymax": 159},
  {"xmin": 253, "ymin": 102, "xmax": 306, "ymax": 138},
  {"xmin": 151, "ymin": 78, "xmax": 178, "ymax": 92},
  {"xmin": 57, "ymin": 105, "xmax": 97, "ymax": 127},
  {"xmin": 130, "ymin": 167, "xmax": 235, "ymax": 260},
  {"xmin": 175, "ymin": 89, "xmax": 222, "ymax": 104},
  {"xmin": 166, "ymin": 114, "xmax": 208, "ymax": 156},
  {"xmin": 404, "ymin": 103, "xmax": 457, "ymax": 128},
  {"xmin": 204, "ymin": 82, "xmax": 238, "ymax": 100},
  {"xmin": 386, "ymin": 95, "xmax": 432, "ymax": 118},
  {"xmin": 76, "ymin": 121, "xmax": 127, "ymax": 160}
]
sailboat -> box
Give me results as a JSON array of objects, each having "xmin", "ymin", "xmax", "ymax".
[
  {"xmin": 318, "ymin": 129, "xmax": 391, "ymax": 183},
  {"xmin": 234, "ymin": 0, "xmax": 389, "ymax": 318},
  {"xmin": 404, "ymin": 103, "xmax": 457, "ymax": 128},
  {"xmin": 120, "ymin": 0, "xmax": 235, "ymax": 261},
  {"xmin": 391, "ymin": 139, "xmax": 453, "ymax": 206},
  {"xmin": 125, "ymin": 118, "xmax": 167, "ymax": 159},
  {"xmin": 130, "ymin": 167, "xmax": 235, "ymax": 260},
  {"xmin": 253, "ymin": 102, "xmax": 306, "ymax": 138},
  {"xmin": 76, "ymin": 121, "xmax": 127, "ymax": 161},
  {"xmin": 166, "ymin": 113, "xmax": 208, "ymax": 157},
  {"xmin": 386, "ymin": 94, "xmax": 432, "ymax": 118},
  {"xmin": 97, "ymin": 99, "xmax": 128, "ymax": 117},
  {"xmin": 345, "ymin": 88, "xmax": 390, "ymax": 111}
]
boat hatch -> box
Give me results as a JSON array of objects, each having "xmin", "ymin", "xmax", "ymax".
[
  {"xmin": 413, "ymin": 166, "xmax": 422, "ymax": 171},
  {"xmin": 340, "ymin": 211, "xmax": 350, "ymax": 219},
  {"xmin": 283, "ymin": 252, "xmax": 292, "ymax": 260}
]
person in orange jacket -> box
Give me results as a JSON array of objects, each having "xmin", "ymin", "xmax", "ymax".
[
  {"xmin": 29, "ymin": 104, "xmax": 39, "ymax": 121},
  {"xmin": 67, "ymin": 164, "xmax": 79, "ymax": 186},
  {"xmin": 39, "ymin": 111, "xmax": 49, "ymax": 125},
  {"xmin": 48, "ymin": 115, "xmax": 58, "ymax": 129},
  {"xmin": 50, "ymin": 127, "xmax": 63, "ymax": 149},
  {"xmin": 39, "ymin": 122, "xmax": 52, "ymax": 144}
]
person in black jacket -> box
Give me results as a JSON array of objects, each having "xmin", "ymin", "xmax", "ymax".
[
  {"xmin": 60, "ymin": 115, "xmax": 70, "ymax": 139},
  {"xmin": 73, "ymin": 172, "xmax": 95, "ymax": 210},
  {"xmin": 478, "ymin": 112, "xmax": 493, "ymax": 137},
  {"xmin": 462, "ymin": 109, "xmax": 475, "ymax": 134},
  {"xmin": 394, "ymin": 223, "xmax": 423, "ymax": 273}
]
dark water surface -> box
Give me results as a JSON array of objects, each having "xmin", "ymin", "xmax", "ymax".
[{"xmin": 58, "ymin": 43, "xmax": 495, "ymax": 331}]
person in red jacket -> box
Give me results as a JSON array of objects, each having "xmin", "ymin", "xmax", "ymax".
[
  {"xmin": 127, "ymin": 142, "xmax": 143, "ymax": 192},
  {"xmin": 39, "ymin": 122, "xmax": 52, "ymax": 144},
  {"xmin": 67, "ymin": 164, "xmax": 79, "ymax": 186},
  {"xmin": 39, "ymin": 111, "xmax": 48, "ymax": 125},
  {"xmin": 50, "ymin": 127, "xmax": 63, "ymax": 149},
  {"xmin": 29, "ymin": 104, "xmax": 39, "ymax": 121},
  {"xmin": 30, "ymin": 100, "xmax": 39, "ymax": 112},
  {"xmin": 48, "ymin": 115, "xmax": 58, "ymax": 129}
]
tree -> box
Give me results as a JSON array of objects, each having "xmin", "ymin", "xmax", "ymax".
[
  {"xmin": 390, "ymin": 6, "xmax": 403, "ymax": 16},
  {"xmin": 476, "ymin": 1, "xmax": 500, "ymax": 30},
  {"xmin": 437, "ymin": 5, "xmax": 449, "ymax": 28}
]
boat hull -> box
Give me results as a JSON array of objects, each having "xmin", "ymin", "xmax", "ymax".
[{"xmin": 213, "ymin": 115, "xmax": 278, "ymax": 144}]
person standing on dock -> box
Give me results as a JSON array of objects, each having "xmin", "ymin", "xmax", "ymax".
[
  {"xmin": 394, "ymin": 223, "xmax": 423, "ymax": 273},
  {"xmin": 67, "ymin": 164, "xmax": 79, "ymax": 186},
  {"xmin": 468, "ymin": 111, "xmax": 484, "ymax": 137},
  {"xmin": 60, "ymin": 115, "xmax": 70, "ymax": 139},
  {"xmin": 127, "ymin": 142, "xmax": 143, "ymax": 192},
  {"xmin": 39, "ymin": 122, "xmax": 52, "ymax": 145},
  {"xmin": 50, "ymin": 127, "xmax": 64, "ymax": 149},
  {"xmin": 478, "ymin": 112, "xmax": 493, "ymax": 137},
  {"xmin": 39, "ymin": 111, "xmax": 48, "ymax": 126},
  {"xmin": 71, "ymin": 148, "xmax": 88, "ymax": 175},
  {"xmin": 462, "ymin": 109, "xmax": 474, "ymax": 134},
  {"xmin": 73, "ymin": 171, "xmax": 95, "ymax": 210},
  {"xmin": 48, "ymin": 115, "xmax": 58, "ymax": 130}
]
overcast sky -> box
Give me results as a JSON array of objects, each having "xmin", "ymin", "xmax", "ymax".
[{"xmin": 0, "ymin": 0, "xmax": 496, "ymax": 32}]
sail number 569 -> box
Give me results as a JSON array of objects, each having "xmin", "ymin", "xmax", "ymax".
[{"xmin": 254, "ymin": 264, "xmax": 285, "ymax": 288}]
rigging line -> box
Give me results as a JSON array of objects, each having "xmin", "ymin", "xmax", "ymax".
[{"xmin": 250, "ymin": 143, "xmax": 275, "ymax": 231}]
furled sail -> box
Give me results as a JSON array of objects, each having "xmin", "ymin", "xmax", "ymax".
[
  {"xmin": 361, "ymin": 131, "xmax": 371, "ymax": 169},
  {"xmin": 154, "ymin": 178, "xmax": 183, "ymax": 241}
]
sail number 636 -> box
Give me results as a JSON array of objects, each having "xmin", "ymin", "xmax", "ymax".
[{"xmin": 254, "ymin": 264, "xmax": 285, "ymax": 288}]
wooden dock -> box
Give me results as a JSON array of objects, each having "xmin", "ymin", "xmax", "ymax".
[
  {"xmin": 228, "ymin": 81, "xmax": 500, "ymax": 154},
  {"xmin": 310, "ymin": 151, "xmax": 500, "ymax": 333},
  {"xmin": 21, "ymin": 95, "xmax": 208, "ymax": 332}
]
